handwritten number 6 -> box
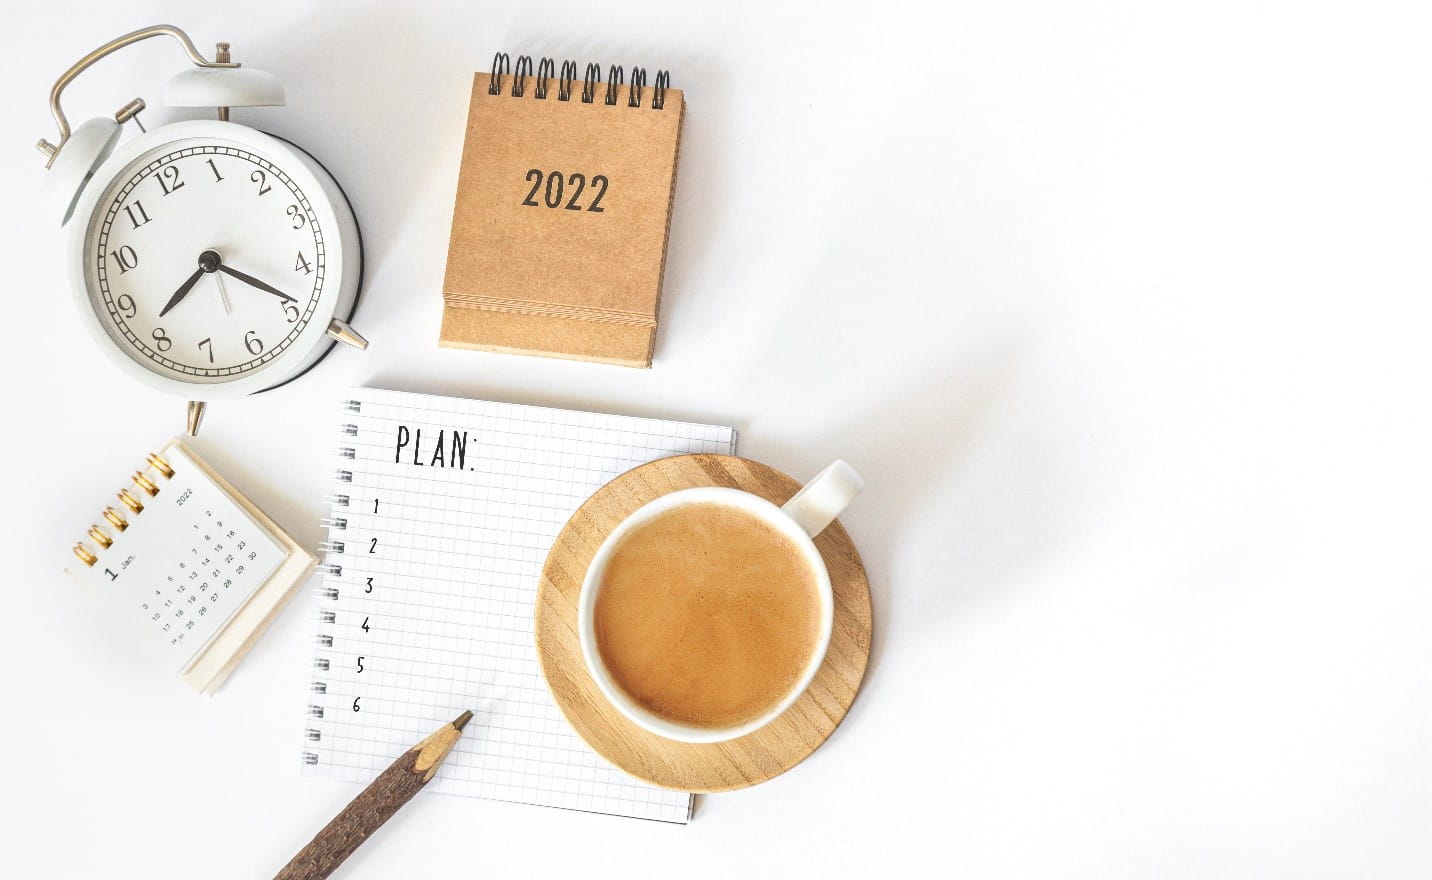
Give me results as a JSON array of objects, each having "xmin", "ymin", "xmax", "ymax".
[{"xmin": 352, "ymin": 697, "xmax": 361, "ymax": 712}]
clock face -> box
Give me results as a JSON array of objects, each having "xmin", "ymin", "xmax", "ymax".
[{"xmin": 83, "ymin": 138, "xmax": 327, "ymax": 383}]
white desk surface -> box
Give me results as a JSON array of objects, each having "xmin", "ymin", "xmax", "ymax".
[{"xmin": 3, "ymin": 1, "xmax": 1429, "ymax": 877}]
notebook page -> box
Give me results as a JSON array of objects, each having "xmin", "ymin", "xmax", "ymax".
[{"xmin": 302, "ymin": 387, "xmax": 736, "ymax": 823}]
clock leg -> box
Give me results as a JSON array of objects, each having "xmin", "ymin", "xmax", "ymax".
[
  {"xmin": 187, "ymin": 400, "xmax": 207, "ymax": 437},
  {"xmin": 326, "ymin": 318, "xmax": 369, "ymax": 350}
]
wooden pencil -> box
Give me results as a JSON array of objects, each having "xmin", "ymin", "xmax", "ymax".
[{"xmin": 274, "ymin": 710, "xmax": 473, "ymax": 880}]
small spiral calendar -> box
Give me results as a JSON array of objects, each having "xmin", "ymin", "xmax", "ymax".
[{"xmin": 66, "ymin": 440, "xmax": 315, "ymax": 694}]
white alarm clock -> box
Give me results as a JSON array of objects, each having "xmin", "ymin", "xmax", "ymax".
[{"xmin": 37, "ymin": 25, "xmax": 367, "ymax": 435}]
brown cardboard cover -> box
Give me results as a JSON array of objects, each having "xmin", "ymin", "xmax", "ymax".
[{"xmin": 440, "ymin": 72, "xmax": 683, "ymax": 366}]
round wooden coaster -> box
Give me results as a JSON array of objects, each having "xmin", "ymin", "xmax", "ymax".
[{"xmin": 534, "ymin": 454, "xmax": 872, "ymax": 793}]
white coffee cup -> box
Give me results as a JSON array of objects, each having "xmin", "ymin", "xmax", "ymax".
[{"xmin": 577, "ymin": 460, "xmax": 864, "ymax": 743}]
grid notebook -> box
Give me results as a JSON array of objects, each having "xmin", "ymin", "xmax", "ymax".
[{"xmin": 301, "ymin": 387, "xmax": 736, "ymax": 823}]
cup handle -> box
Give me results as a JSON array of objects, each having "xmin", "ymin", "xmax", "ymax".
[{"xmin": 782, "ymin": 460, "xmax": 864, "ymax": 538}]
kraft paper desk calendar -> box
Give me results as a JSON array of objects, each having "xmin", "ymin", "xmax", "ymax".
[
  {"xmin": 65, "ymin": 440, "xmax": 316, "ymax": 695},
  {"xmin": 440, "ymin": 53, "xmax": 685, "ymax": 368},
  {"xmin": 301, "ymin": 387, "xmax": 736, "ymax": 823}
]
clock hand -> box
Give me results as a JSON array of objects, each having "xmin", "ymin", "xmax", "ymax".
[
  {"xmin": 157, "ymin": 266, "xmax": 207, "ymax": 318},
  {"xmin": 216, "ymin": 264, "xmax": 297, "ymax": 304},
  {"xmin": 212, "ymin": 272, "xmax": 232, "ymax": 315}
]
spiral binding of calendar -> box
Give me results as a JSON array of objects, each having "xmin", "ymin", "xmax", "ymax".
[
  {"xmin": 487, "ymin": 52, "xmax": 671, "ymax": 110},
  {"xmin": 304, "ymin": 399, "xmax": 363, "ymax": 768},
  {"xmin": 71, "ymin": 452, "xmax": 174, "ymax": 566}
]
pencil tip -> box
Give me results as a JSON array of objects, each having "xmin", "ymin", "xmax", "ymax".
[{"xmin": 453, "ymin": 709, "xmax": 473, "ymax": 731}]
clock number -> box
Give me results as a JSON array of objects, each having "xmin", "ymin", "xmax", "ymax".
[
  {"xmin": 543, "ymin": 171, "xmax": 564, "ymax": 208},
  {"xmin": 522, "ymin": 169, "xmax": 542, "ymax": 206},
  {"xmin": 157, "ymin": 164, "xmax": 185, "ymax": 196},
  {"xmin": 565, "ymin": 174, "xmax": 586, "ymax": 210},
  {"xmin": 356, "ymin": 656, "xmax": 365, "ymax": 673},
  {"xmin": 352, "ymin": 697, "xmax": 361, "ymax": 712},
  {"xmin": 361, "ymin": 616, "xmax": 371, "ymax": 632},
  {"xmin": 116, "ymin": 293, "xmax": 137, "ymax": 319},
  {"xmin": 244, "ymin": 331, "xmax": 264, "ymax": 356},
  {"xmin": 206, "ymin": 158, "xmax": 224, "ymax": 182},
  {"xmin": 295, "ymin": 251, "xmax": 313, "ymax": 275},
  {"xmin": 369, "ymin": 537, "xmax": 378, "ymax": 554},
  {"xmin": 198, "ymin": 337, "xmax": 214, "ymax": 363},
  {"xmin": 151, "ymin": 328, "xmax": 172, "ymax": 352},
  {"xmin": 124, "ymin": 201, "xmax": 152, "ymax": 229},
  {"xmin": 589, "ymin": 175, "xmax": 609, "ymax": 212},
  {"xmin": 286, "ymin": 204, "xmax": 306, "ymax": 229},
  {"xmin": 110, "ymin": 245, "xmax": 138, "ymax": 274},
  {"xmin": 373, "ymin": 498, "xmax": 379, "ymax": 513},
  {"xmin": 250, "ymin": 169, "xmax": 272, "ymax": 196},
  {"xmin": 364, "ymin": 577, "xmax": 373, "ymax": 593},
  {"xmin": 283, "ymin": 302, "xmax": 301, "ymax": 323}
]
